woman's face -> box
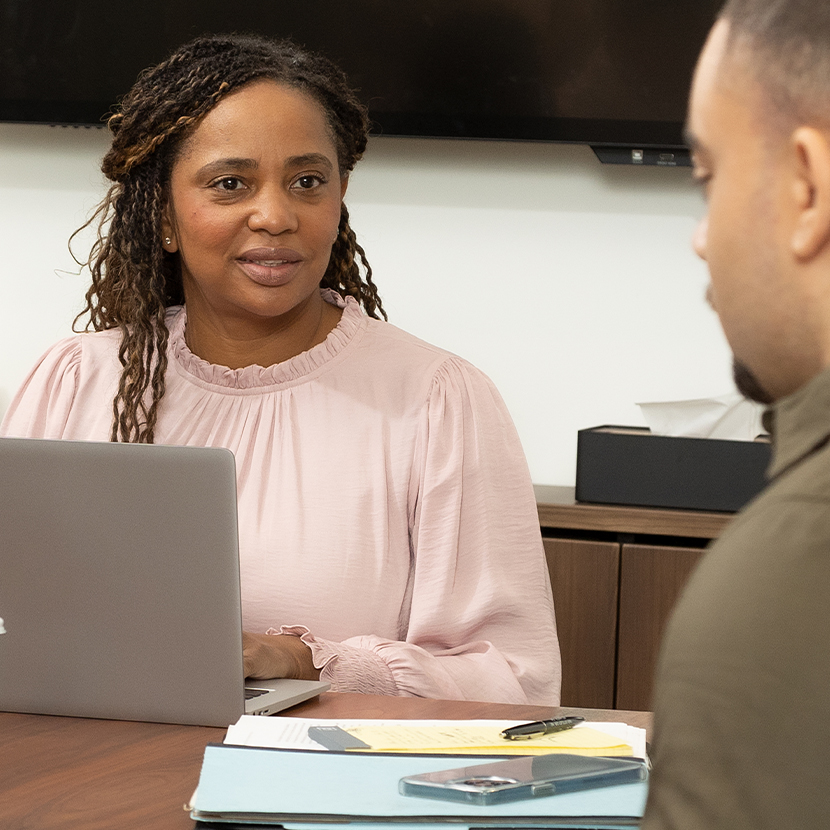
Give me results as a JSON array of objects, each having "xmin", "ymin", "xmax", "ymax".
[{"xmin": 162, "ymin": 80, "xmax": 346, "ymax": 335}]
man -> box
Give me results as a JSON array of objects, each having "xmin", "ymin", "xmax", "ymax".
[{"xmin": 641, "ymin": 1, "xmax": 830, "ymax": 827}]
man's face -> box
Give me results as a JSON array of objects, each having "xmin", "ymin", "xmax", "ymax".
[{"xmin": 688, "ymin": 20, "xmax": 822, "ymax": 401}]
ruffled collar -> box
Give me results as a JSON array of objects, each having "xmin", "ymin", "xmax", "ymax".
[{"xmin": 167, "ymin": 289, "xmax": 366, "ymax": 390}]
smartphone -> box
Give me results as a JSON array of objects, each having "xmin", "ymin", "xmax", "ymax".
[{"xmin": 399, "ymin": 753, "xmax": 648, "ymax": 806}]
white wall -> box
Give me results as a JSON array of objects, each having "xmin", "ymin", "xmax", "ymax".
[{"xmin": 0, "ymin": 123, "xmax": 732, "ymax": 485}]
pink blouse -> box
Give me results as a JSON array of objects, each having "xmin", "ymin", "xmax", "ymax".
[{"xmin": 1, "ymin": 291, "xmax": 561, "ymax": 704}]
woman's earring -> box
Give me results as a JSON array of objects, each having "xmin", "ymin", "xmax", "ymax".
[{"xmin": 164, "ymin": 237, "xmax": 172, "ymax": 246}]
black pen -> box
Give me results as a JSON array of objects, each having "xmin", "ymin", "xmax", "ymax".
[{"xmin": 500, "ymin": 716, "xmax": 585, "ymax": 740}]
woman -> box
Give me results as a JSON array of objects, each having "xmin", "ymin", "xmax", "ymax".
[{"xmin": 1, "ymin": 34, "xmax": 561, "ymax": 704}]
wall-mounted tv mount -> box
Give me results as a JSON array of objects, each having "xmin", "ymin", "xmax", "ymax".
[{"xmin": 591, "ymin": 147, "xmax": 692, "ymax": 167}]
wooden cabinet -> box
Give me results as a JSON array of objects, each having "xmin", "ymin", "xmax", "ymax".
[
  {"xmin": 536, "ymin": 485, "xmax": 732, "ymax": 711},
  {"xmin": 615, "ymin": 544, "xmax": 705, "ymax": 710},
  {"xmin": 542, "ymin": 537, "xmax": 618, "ymax": 708}
]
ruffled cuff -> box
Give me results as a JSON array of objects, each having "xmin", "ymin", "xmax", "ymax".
[{"xmin": 271, "ymin": 625, "xmax": 399, "ymax": 696}]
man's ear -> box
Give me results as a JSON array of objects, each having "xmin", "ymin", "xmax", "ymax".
[
  {"xmin": 790, "ymin": 126, "xmax": 830, "ymax": 261},
  {"xmin": 161, "ymin": 204, "xmax": 179, "ymax": 253}
]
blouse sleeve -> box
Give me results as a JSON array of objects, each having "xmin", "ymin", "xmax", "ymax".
[
  {"xmin": 0, "ymin": 337, "xmax": 83, "ymax": 439},
  {"xmin": 280, "ymin": 357, "xmax": 562, "ymax": 705}
]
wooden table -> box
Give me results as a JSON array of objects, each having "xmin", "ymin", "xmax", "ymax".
[{"xmin": 0, "ymin": 693, "xmax": 651, "ymax": 829}]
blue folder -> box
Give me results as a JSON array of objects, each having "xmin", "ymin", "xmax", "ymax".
[{"xmin": 190, "ymin": 744, "xmax": 648, "ymax": 829}]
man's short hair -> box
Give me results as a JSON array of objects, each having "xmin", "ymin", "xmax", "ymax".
[{"xmin": 720, "ymin": 0, "xmax": 830, "ymax": 129}]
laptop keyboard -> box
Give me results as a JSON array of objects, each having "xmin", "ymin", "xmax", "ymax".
[{"xmin": 244, "ymin": 686, "xmax": 270, "ymax": 700}]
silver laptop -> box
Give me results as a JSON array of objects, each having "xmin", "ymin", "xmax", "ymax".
[{"xmin": 0, "ymin": 436, "xmax": 329, "ymax": 727}]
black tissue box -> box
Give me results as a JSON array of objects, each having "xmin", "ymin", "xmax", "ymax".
[{"xmin": 575, "ymin": 425, "xmax": 772, "ymax": 513}]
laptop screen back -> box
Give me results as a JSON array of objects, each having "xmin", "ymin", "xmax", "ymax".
[{"xmin": 0, "ymin": 437, "xmax": 248, "ymax": 726}]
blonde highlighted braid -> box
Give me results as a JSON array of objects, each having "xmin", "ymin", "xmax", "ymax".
[{"xmin": 73, "ymin": 34, "xmax": 385, "ymax": 443}]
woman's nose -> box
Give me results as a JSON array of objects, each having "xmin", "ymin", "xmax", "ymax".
[{"xmin": 248, "ymin": 186, "xmax": 298, "ymax": 235}]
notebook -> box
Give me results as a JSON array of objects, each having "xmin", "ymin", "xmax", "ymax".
[
  {"xmin": 0, "ymin": 436, "xmax": 329, "ymax": 727},
  {"xmin": 188, "ymin": 744, "xmax": 648, "ymax": 826}
]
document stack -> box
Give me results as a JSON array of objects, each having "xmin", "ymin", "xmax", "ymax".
[{"xmin": 188, "ymin": 717, "xmax": 649, "ymax": 829}]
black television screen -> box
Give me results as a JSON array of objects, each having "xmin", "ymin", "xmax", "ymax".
[{"xmin": 0, "ymin": 0, "xmax": 721, "ymax": 156}]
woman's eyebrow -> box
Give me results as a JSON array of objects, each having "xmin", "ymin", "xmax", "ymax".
[
  {"xmin": 285, "ymin": 153, "xmax": 335, "ymax": 172},
  {"xmin": 196, "ymin": 157, "xmax": 258, "ymax": 176},
  {"xmin": 195, "ymin": 154, "xmax": 335, "ymax": 176}
]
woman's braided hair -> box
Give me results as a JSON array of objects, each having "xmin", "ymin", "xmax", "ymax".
[{"xmin": 74, "ymin": 33, "xmax": 385, "ymax": 443}]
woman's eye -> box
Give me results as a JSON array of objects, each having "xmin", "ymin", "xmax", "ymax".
[
  {"xmin": 212, "ymin": 177, "xmax": 244, "ymax": 192},
  {"xmin": 294, "ymin": 175, "xmax": 323, "ymax": 190}
]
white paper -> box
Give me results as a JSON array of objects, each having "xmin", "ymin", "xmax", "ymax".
[
  {"xmin": 638, "ymin": 392, "xmax": 766, "ymax": 441},
  {"xmin": 223, "ymin": 716, "xmax": 648, "ymax": 759}
]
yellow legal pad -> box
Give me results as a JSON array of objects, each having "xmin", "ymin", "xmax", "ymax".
[{"xmin": 341, "ymin": 725, "xmax": 633, "ymax": 756}]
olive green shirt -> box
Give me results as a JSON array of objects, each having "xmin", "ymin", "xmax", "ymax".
[{"xmin": 641, "ymin": 367, "xmax": 830, "ymax": 829}]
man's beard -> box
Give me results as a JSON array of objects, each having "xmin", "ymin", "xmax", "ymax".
[{"xmin": 732, "ymin": 358, "xmax": 774, "ymax": 405}]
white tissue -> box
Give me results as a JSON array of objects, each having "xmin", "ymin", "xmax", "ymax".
[{"xmin": 637, "ymin": 393, "xmax": 767, "ymax": 441}]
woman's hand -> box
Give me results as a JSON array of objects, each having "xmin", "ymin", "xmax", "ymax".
[{"xmin": 242, "ymin": 631, "xmax": 321, "ymax": 681}]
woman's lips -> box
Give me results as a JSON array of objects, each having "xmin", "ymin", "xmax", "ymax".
[{"xmin": 237, "ymin": 247, "xmax": 303, "ymax": 286}]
